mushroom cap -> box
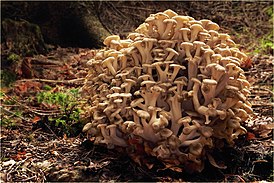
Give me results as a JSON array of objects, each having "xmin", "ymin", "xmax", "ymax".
[
  {"xmin": 180, "ymin": 27, "xmax": 191, "ymax": 32},
  {"xmin": 219, "ymin": 33, "xmax": 230, "ymax": 40},
  {"xmin": 203, "ymin": 48, "xmax": 214, "ymax": 55},
  {"xmin": 163, "ymin": 9, "xmax": 178, "ymax": 18},
  {"xmin": 166, "ymin": 48, "xmax": 179, "ymax": 55},
  {"xmin": 136, "ymin": 110, "xmax": 150, "ymax": 119},
  {"xmin": 177, "ymin": 116, "xmax": 192, "ymax": 125},
  {"xmin": 110, "ymin": 86, "xmax": 122, "ymax": 92},
  {"xmin": 189, "ymin": 20, "xmax": 203, "ymax": 25},
  {"xmin": 82, "ymin": 122, "xmax": 93, "ymax": 133},
  {"xmin": 193, "ymin": 41, "xmax": 206, "ymax": 47},
  {"xmin": 154, "ymin": 12, "xmax": 169, "ymax": 20},
  {"xmin": 181, "ymin": 42, "xmax": 193, "ymax": 48},
  {"xmin": 172, "ymin": 15, "xmax": 189, "ymax": 22},
  {"xmin": 206, "ymin": 22, "xmax": 220, "ymax": 31},
  {"xmin": 141, "ymin": 80, "xmax": 156, "ymax": 86},
  {"xmin": 108, "ymin": 93, "xmax": 121, "ymax": 98},
  {"xmin": 191, "ymin": 77, "xmax": 202, "ymax": 85},
  {"xmin": 131, "ymin": 98, "xmax": 144, "ymax": 107},
  {"xmin": 125, "ymin": 78, "xmax": 137, "ymax": 84},
  {"xmin": 225, "ymin": 85, "xmax": 240, "ymax": 91},
  {"xmin": 200, "ymin": 19, "xmax": 211, "ymax": 27},
  {"xmin": 145, "ymin": 16, "xmax": 155, "ymax": 23},
  {"xmin": 151, "ymin": 85, "xmax": 165, "ymax": 92},
  {"xmin": 148, "ymin": 105, "xmax": 162, "ymax": 112},
  {"xmin": 163, "ymin": 18, "xmax": 177, "ymax": 24},
  {"xmin": 170, "ymin": 63, "xmax": 186, "ymax": 69},
  {"xmin": 208, "ymin": 30, "xmax": 219, "ymax": 36},
  {"xmin": 114, "ymin": 98, "xmax": 123, "ymax": 103},
  {"xmin": 202, "ymin": 79, "xmax": 218, "ymax": 85},
  {"xmin": 190, "ymin": 24, "xmax": 204, "ymax": 31},
  {"xmin": 143, "ymin": 37, "xmax": 158, "ymax": 43},
  {"xmin": 102, "ymin": 56, "xmax": 115, "ymax": 64},
  {"xmin": 103, "ymin": 35, "xmax": 120, "ymax": 46},
  {"xmin": 127, "ymin": 32, "xmax": 144, "ymax": 40},
  {"xmin": 138, "ymin": 74, "xmax": 153, "ymax": 81},
  {"xmin": 158, "ymin": 128, "xmax": 173, "ymax": 138},
  {"xmin": 119, "ymin": 93, "xmax": 132, "ymax": 98}
]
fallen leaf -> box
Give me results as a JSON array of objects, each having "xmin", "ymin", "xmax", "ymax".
[
  {"xmin": 246, "ymin": 132, "xmax": 256, "ymax": 140},
  {"xmin": 32, "ymin": 116, "xmax": 41, "ymax": 123}
]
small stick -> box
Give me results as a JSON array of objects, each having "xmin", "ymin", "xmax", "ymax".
[{"xmin": 18, "ymin": 78, "xmax": 85, "ymax": 85}]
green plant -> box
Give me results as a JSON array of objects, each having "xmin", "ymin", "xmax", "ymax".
[
  {"xmin": 0, "ymin": 70, "xmax": 17, "ymax": 87},
  {"xmin": 36, "ymin": 87, "xmax": 83, "ymax": 136},
  {"xmin": 254, "ymin": 6, "xmax": 274, "ymax": 55},
  {"xmin": 7, "ymin": 53, "xmax": 20, "ymax": 63},
  {"xmin": 254, "ymin": 30, "xmax": 274, "ymax": 55},
  {"xmin": 43, "ymin": 84, "xmax": 52, "ymax": 91},
  {"xmin": 0, "ymin": 108, "xmax": 23, "ymax": 128}
]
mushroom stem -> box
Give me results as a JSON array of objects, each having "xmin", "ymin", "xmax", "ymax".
[
  {"xmin": 187, "ymin": 56, "xmax": 200, "ymax": 91},
  {"xmin": 168, "ymin": 94, "xmax": 182, "ymax": 135}
]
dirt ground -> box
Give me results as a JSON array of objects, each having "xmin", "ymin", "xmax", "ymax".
[{"xmin": 0, "ymin": 45, "xmax": 273, "ymax": 182}]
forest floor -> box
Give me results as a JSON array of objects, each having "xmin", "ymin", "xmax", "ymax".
[{"xmin": 0, "ymin": 46, "xmax": 273, "ymax": 182}]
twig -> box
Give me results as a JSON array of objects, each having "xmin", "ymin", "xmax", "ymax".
[
  {"xmin": 18, "ymin": 78, "xmax": 85, "ymax": 85},
  {"xmin": 84, "ymin": 146, "xmax": 95, "ymax": 159},
  {"xmin": 251, "ymin": 87, "xmax": 274, "ymax": 95},
  {"xmin": 31, "ymin": 59, "xmax": 63, "ymax": 65},
  {"xmin": 21, "ymin": 176, "xmax": 37, "ymax": 182},
  {"xmin": 0, "ymin": 106, "xmax": 31, "ymax": 122},
  {"xmin": 43, "ymin": 122, "xmax": 59, "ymax": 139}
]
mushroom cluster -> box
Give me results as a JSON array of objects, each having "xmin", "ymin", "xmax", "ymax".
[{"xmin": 81, "ymin": 9, "xmax": 252, "ymax": 172}]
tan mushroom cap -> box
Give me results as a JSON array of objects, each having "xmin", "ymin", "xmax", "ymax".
[
  {"xmin": 102, "ymin": 56, "xmax": 117, "ymax": 75},
  {"xmin": 103, "ymin": 35, "xmax": 120, "ymax": 46},
  {"xmin": 181, "ymin": 42, "xmax": 193, "ymax": 58},
  {"xmin": 202, "ymin": 79, "xmax": 217, "ymax": 85},
  {"xmin": 163, "ymin": 9, "xmax": 178, "ymax": 18},
  {"xmin": 136, "ymin": 109, "xmax": 150, "ymax": 119},
  {"xmin": 190, "ymin": 24, "xmax": 204, "ymax": 41},
  {"xmin": 206, "ymin": 22, "xmax": 220, "ymax": 31},
  {"xmin": 131, "ymin": 98, "xmax": 144, "ymax": 107}
]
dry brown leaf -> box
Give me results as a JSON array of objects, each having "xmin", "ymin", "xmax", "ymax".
[{"xmin": 32, "ymin": 116, "xmax": 41, "ymax": 124}]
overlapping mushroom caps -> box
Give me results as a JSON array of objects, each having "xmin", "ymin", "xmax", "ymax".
[{"xmin": 81, "ymin": 9, "xmax": 252, "ymax": 172}]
